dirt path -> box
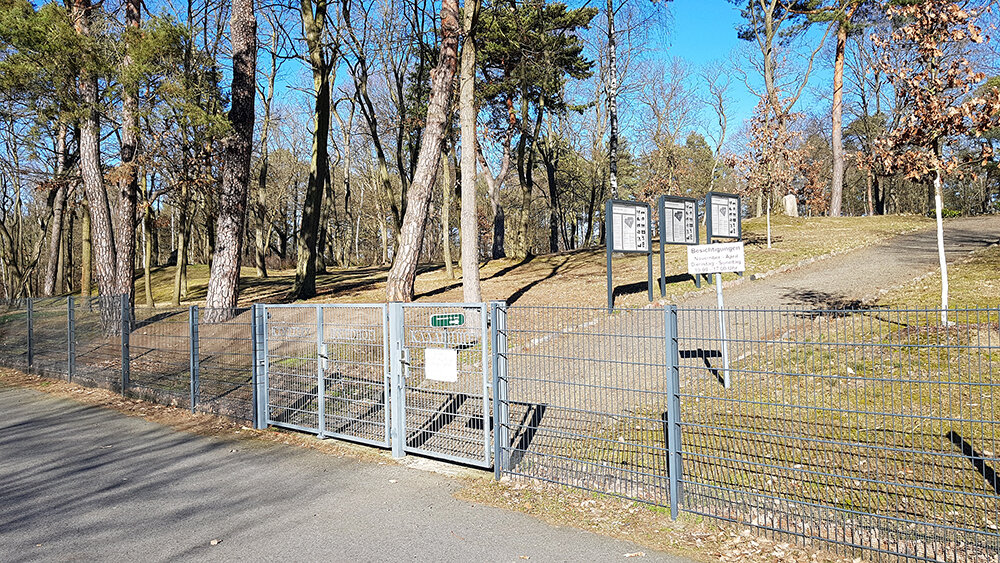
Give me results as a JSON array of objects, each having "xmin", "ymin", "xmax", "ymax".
[{"xmin": 679, "ymin": 215, "xmax": 1000, "ymax": 310}]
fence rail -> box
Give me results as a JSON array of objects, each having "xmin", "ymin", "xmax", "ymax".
[{"xmin": 0, "ymin": 296, "xmax": 996, "ymax": 562}]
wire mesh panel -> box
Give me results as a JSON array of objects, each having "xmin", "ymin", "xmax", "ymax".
[
  {"xmin": 400, "ymin": 303, "xmax": 490, "ymax": 467},
  {"xmin": 72, "ymin": 296, "xmax": 123, "ymax": 389},
  {"xmin": 498, "ymin": 306, "xmax": 672, "ymax": 506},
  {"xmin": 30, "ymin": 298, "xmax": 69, "ymax": 376},
  {"xmin": 198, "ymin": 307, "xmax": 254, "ymax": 421},
  {"xmin": 264, "ymin": 306, "xmax": 320, "ymax": 433},
  {"xmin": 128, "ymin": 306, "xmax": 191, "ymax": 406},
  {"xmin": 0, "ymin": 299, "xmax": 28, "ymax": 370},
  {"xmin": 320, "ymin": 305, "xmax": 389, "ymax": 447},
  {"xmin": 676, "ymin": 306, "xmax": 1000, "ymax": 562}
]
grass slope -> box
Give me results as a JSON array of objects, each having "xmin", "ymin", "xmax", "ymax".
[{"xmin": 127, "ymin": 214, "xmax": 931, "ymax": 308}]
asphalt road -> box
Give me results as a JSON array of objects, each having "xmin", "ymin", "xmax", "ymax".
[
  {"xmin": 0, "ymin": 385, "xmax": 693, "ymax": 563},
  {"xmin": 681, "ymin": 215, "xmax": 1000, "ymax": 309}
]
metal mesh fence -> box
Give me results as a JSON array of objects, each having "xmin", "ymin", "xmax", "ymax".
[
  {"xmin": 263, "ymin": 304, "xmax": 390, "ymax": 446},
  {"xmin": 496, "ymin": 304, "xmax": 1000, "ymax": 562},
  {"xmin": 676, "ymin": 306, "xmax": 1000, "ymax": 562},
  {"xmin": 498, "ymin": 306, "xmax": 672, "ymax": 505},
  {"xmin": 30, "ymin": 298, "xmax": 69, "ymax": 376},
  {"xmin": 265, "ymin": 305, "xmax": 320, "ymax": 431},
  {"xmin": 73, "ymin": 296, "xmax": 125, "ymax": 390},
  {"xmin": 129, "ymin": 306, "xmax": 191, "ymax": 406},
  {"xmin": 321, "ymin": 305, "xmax": 388, "ymax": 447},
  {"xmin": 0, "ymin": 299, "xmax": 28, "ymax": 370},
  {"xmin": 3, "ymin": 295, "xmax": 997, "ymax": 561}
]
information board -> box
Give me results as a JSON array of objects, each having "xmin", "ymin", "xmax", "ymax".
[
  {"xmin": 658, "ymin": 195, "xmax": 698, "ymax": 245},
  {"xmin": 687, "ymin": 241, "xmax": 746, "ymax": 275},
  {"xmin": 706, "ymin": 192, "xmax": 741, "ymax": 240},
  {"xmin": 606, "ymin": 199, "xmax": 653, "ymax": 312},
  {"xmin": 610, "ymin": 201, "xmax": 650, "ymax": 253}
]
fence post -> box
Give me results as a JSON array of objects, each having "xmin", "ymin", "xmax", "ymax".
[
  {"xmin": 67, "ymin": 297, "xmax": 75, "ymax": 382},
  {"xmin": 121, "ymin": 295, "xmax": 130, "ymax": 393},
  {"xmin": 388, "ymin": 302, "xmax": 406, "ymax": 459},
  {"xmin": 189, "ymin": 305, "xmax": 200, "ymax": 413},
  {"xmin": 491, "ymin": 301, "xmax": 509, "ymax": 480},
  {"xmin": 316, "ymin": 305, "xmax": 325, "ymax": 437},
  {"xmin": 26, "ymin": 298, "xmax": 33, "ymax": 368},
  {"xmin": 255, "ymin": 304, "xmax": 270, "ymax": 430},
  {"xmin": 664, "ymin": 304, "xmax": 683, "ymax": 520},
  {"xmin": 250, "ymin": 304, "xmax": 262, "ymax": 429}
]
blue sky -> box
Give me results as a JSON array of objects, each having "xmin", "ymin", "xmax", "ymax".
[{"xmin": 663, "ymin": 0, "xmax": 835, "ymax": 147}]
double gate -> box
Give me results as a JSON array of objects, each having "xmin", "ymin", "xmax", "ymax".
[{"xmin": 260, "ymin": 303, "xmax": 492, "ymax": 468}]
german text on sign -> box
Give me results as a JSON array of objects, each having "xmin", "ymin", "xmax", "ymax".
[
  {"xmin": 687, "ymin": 241, "xmax": 746, "ymax": 275},
  {"xmin": 611, "ymin": 203, "xmax": 649, "ymax": 252}
]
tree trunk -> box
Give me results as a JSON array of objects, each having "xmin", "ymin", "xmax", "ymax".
[
  {"xmin": 829, "ymin": 20, "xmax": 846, "ymax": 217},
  {"xmin": 205, "ymin": 0, "xmax": 256, "ymax": 315},
  {"xmin": 606, "ymin": 0, "xmax": 619, "ymax": 197},
  {"xmin": 74, "ymin": 0, "xmax": 118, "ymax": 311},
  {"xmin": 545, "ymin": 155, "xmax": 559, "ymax": 253},
  {"xmin": 933, "ymin": 170, "xmax": 949, "ymax": 324},
  {"xmin": 475, "ymin": 137, "xmax": 509, "ymax": 260},
  {"xmin": 143, "ymin": 177, "xmax": 155, "ymax": 308},
  {"xmin": 81, "ymin": 201, "xmax": 92, "ymax": 297},
  {"xmin": 42, "ymin": 124, "xmax": 69, "ymax": 296},
  {"xmin": 385, "ymin": 0, "xmax": 460, "ymax": 302},
  {"xmin": 442, "ymin": 141, "xmax": 455, "ymax": 279},
  {"xmin": 173, "ymin": 197, "xmax": 189, "ymax": 305},
  {"xmin": 115, "ymin": 0, "xmax": 141, "ymax": 303},
  {"xmin": 292, "ymin": 0, "xmax": 331, "ymax": 299},
  {"xmin": 460, "ymin": 0, "xmax": 481, "ymax": 302}
]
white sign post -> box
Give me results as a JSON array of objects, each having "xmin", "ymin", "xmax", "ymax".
[{"xmin": 688, "ymin": 240, "xmax": 745, "ymax": 389}]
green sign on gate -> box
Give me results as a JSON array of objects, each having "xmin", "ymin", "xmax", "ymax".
[{"xmin": 430, "ymin": 313, "xmax": 465, "ymax": 327}]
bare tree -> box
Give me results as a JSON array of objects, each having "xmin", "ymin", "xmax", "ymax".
[{"xmin": 292, "ymin": 0, "xmax": 338, "ymax": 299}]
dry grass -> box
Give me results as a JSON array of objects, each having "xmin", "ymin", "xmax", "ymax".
[
  {"xmin": 121, "ymin": 214, "xmax": 931, "ymax": 309},
  {"xmin": 877, "ymin": 243, "xmax": 1000, "ymax": 309}
]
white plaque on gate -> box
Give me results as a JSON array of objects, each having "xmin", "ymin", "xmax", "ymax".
[{"xmin": 424, "ymin": 348, "xmax": 458, "ymax": 382}]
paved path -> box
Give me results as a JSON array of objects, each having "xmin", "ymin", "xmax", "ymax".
[
  {"xmin": 0, "ymin": 385, "xmax": 692, "ymax": 563},
  {"xmin": 681, "ymin": 215, "xmax": 1000, "ymax": 309}
]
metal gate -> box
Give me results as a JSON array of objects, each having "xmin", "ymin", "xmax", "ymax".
[
  {"xmin": 262, "ymin": 304, "xmax": 390, "ymax": 448},
  {"xmin": 391, "ymin": 303, "xmax": 492, "ymax": 468}
]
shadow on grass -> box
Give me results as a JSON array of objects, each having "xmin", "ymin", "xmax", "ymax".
[{"xmin": 947, "ymin": 430, "xmax": 999, "ymax": 495}]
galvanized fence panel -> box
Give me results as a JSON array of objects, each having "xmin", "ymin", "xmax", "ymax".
[
  {"xmin": 496, "ymin": 305, "xmax": 673, "ymax": 505},
  {"xmin": 264, "ymin": 305, "xmax": 321, "ymax": 433},
  {"xmin": 320, "ymin": 304, "xmax": 389, "ymax": 447},
  {"xmin": 399, "ymin": 303, "xmax": 491, "ymax": 467},
  {"xmin": 262, "ymin": 304, "xmax": 390, "ymax": 446},
  {"xmin": 196, "ymin": 306, "xmax": 255, "ymax": 422},
  {"xmin": 676, "ymin": 306, "xmax": 1000, "ymax": 562}
]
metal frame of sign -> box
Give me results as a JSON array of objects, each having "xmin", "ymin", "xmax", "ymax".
[
  {"xmin": 657, "ymin": 195, "xmax": 700, "ymax": 295},
  {"xmin": 705, "ymin": 191, "xmax": 742, "ymax": 242},
  {"xmin": 606, "ymin": 199, "xmax": 653, "ymax": 313}
]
